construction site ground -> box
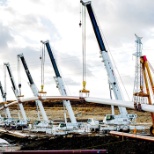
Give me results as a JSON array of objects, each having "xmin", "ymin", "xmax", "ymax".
[
  {"xmin": 6, "ymin": 101, "xmax": 152, "ymax": 123},
  {"xmin": 0, "ymin": 101, "xmax": 153, "ymax": 153}
]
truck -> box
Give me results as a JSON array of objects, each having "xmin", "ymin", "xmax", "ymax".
[
  {"xmin": 86, "ymin": 118, "xmax": 99, "ymax": 132},
  {"xmin": 103, "ymin": 114, "xmax": 137, "ymax": 125}
]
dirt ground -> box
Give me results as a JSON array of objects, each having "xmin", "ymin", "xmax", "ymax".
[{"xmin": 6, "ymin": 101, "xmax": 152, "ymax": 124}]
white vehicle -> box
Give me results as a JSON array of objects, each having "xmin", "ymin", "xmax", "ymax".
[
  {"xmin": 31, "ymin": 120, "xmax": 53, "ymax": 132},
  {"xmin": 87, "ymin": 118, "xmax": 100, "ymax": 132},
  {"xmin": 50, "ymin": 122, "xmax": 90, "ymax": 135},
  {"xmin": 4, "ymin": 118, "xmax": 28, "ymax": 129},
  {"xmin": 47, "ymin": 122, "xmax": 77, "ymax": 136},
  {"xmin": 56, "ymin": 122, "xmax": 78, "ymax": 131},
  {"xmin": 103, "ymin": 114, "xmax": 136, "ymax": 125},
  {"xmin": 4, "ymin": 118, "xmax": 16, "ymax": 126},
  {"xmin": 87, "ymin": 118, "xmax": 99, "ymax": 125},
  {"xmin": 15, "ymin": 119, "xmax": 28, "ymax": 129}
]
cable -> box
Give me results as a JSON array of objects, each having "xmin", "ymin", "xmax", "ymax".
[
  {"xmin": 39, "ymin": 43, "xmax": 46, "ymax": 93},
  {"xmin": 82, "ymin": 5, "xmax": 86, "ymax": 83}
]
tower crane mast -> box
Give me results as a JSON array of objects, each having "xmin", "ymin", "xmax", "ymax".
[
  {"xmin": 133, "ymin": 34, "xmax": 143, "ymax": 103},
  {"xmin": 41, "ymin": 41, "xmax": 77, "ymax": 124}
]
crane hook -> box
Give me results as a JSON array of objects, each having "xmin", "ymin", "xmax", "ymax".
[{"xmin": 79, "ymin": 21, "xmax": 82, "ymax": 27}]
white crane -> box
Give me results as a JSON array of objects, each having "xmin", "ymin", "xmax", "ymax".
[
  {"xmin": 81, "ymin": 0, "xmax": 137, "ymax": 124},
  {"xmin": 41, "ymin": 40, "xmax": 77, "ymax": 124},
  {"xmin": 4, "ymin": 63, "xmax": 27, "ymax": 122},
  {"xmin": 0, "ymin": 81, "xmax": 11, "ymax": 119},
  {"xmin": 17, "ymin": 54, "xmax": 49, "ymax": 125}
]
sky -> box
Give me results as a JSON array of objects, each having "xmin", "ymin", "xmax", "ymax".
[{"xmin": 0, "ymin": 0, "xmax": 154, "ymax": 102}]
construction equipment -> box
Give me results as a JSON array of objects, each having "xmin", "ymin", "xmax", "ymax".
[
  {"xmin": 17, "ymin": 53, "xmax": 49, "ymax": 129},
  {"xmin": 4, "ymin": 63, "xmax": 28, "ymax": 128},
  {"xmin": 80, "ymin": 0, "xmax": 137, "ymax": 124},
  {"xmin": 41, "ymin": 40, "xmax": 77, "ymax": 124},
  {"xmin": 0, "ymin": 81, "xmax": 11, "ymax": 119},
  {"xmin": 133, "ymin": 35, "xmax": 154, "ymax": 135}
]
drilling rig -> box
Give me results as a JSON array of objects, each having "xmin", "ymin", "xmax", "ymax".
[{"xmin": 133, "ymin": 35, "xmax": 154, "ymax": 135}]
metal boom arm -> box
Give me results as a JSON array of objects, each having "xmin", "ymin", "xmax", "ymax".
[{"xmin": 0, "ymin": 81, "xmax": 11, "ymax": 118}]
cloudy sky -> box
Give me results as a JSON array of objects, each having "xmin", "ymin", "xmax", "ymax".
[{"xmin": 0, "ymin": 0, "xmax": 154, "ymax": 102}]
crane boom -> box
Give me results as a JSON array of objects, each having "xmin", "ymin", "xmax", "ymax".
[
  {"xmin": 41, "ymin": 40, "xmax": 77, "ymax": 123},
  {"xmin": 0, "ymin": 81, "xmax": 6, "ymax": 101},
  {"xmin": 17, "ymin": 54, "xmax": 48, "ymax": 122},
  {"xmin": 0, "ymin": 81, "xmax": 11, "ymax": 118},
  {"xmin": 81, "ymin": 1, "xmax": 127, "ymax": 115},
  {"xmin": 4, "ymin": 63, "xmax": 27, "ymax": 121}
]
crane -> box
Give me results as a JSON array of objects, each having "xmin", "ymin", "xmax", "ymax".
[
  {"xmin": 17, "ymin": 53, "xmax": 49, "ymax": 125},
  {"xmin": 81, "ymin": 0, "xmax": 136, "ymax": 124},
  {"xmin": 4, "ymin": 63, "xmax": 28, "ymax": 129},
  {"xmin": 40, "ymin": 40, "xmax": 77, "ymax": 124},
  {"xmin": 4, "ymin": 63, "xmax": 28, "ymax": 127},
  {"xmin": 133, "ymin": 35, "xmax": 154, "ymax": 135},
  {"xmin": 0, "ymin": 81, "xmax": 11, "ymax": 119}
]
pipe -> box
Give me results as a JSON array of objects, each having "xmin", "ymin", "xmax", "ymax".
[
  {"xmin": 1, "ymin": 149, "xmax": 107, "ymax": 154},
  {"xmin": 2, "ymin": 96, "xmax": 154, "ymax": 113},
  {"xmin": 85, "ymin": 97, "xmax": 154, "ymax": 113},
  {"xmin": 110, "ymin": 131, "xmax": 154, "ymax": 142},
  {"xmin": 0, "ymin": 96, "xmax": 80, "ymax": 110}
]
